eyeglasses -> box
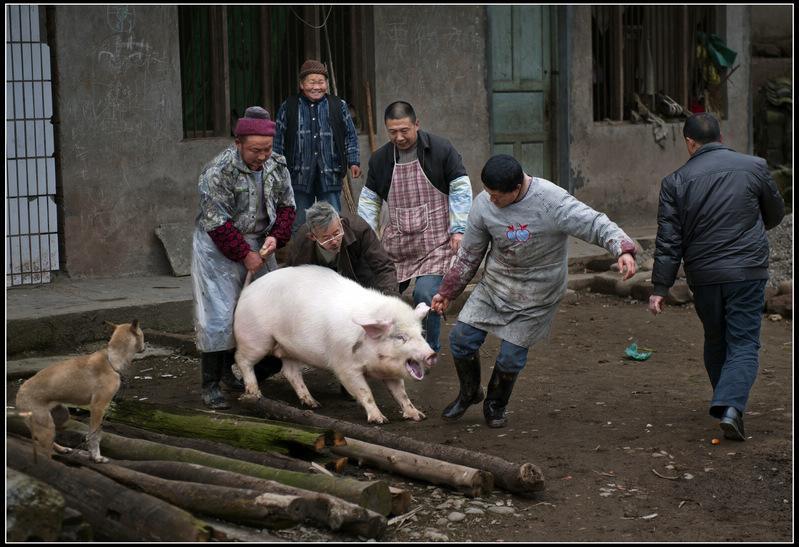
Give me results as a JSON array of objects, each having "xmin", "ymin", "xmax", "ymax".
[{"xmin": 316, "ymin": 229, "xmax": 344, "ymax": 246}]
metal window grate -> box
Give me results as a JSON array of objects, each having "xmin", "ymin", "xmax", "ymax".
[
  {"xmin": 178, "ymin": 7, "xmax": 215, "ymax": 138},
  {"xmin": 592, "ymin": 5, "xmax": 717, "ymax": 121},
  {"xmin": 6, "ymin": 4, "xmax": 60, "ymax": 286},
  {"xmin": 228, "ymin": 6, "xmax": 264, "ymax": 126},
  {"xmin": 178, "ymin": 6, "xmax": 363, "ymax": 139}
]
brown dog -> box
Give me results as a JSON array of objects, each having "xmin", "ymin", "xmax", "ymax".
[{"xmin": 15, "ymin": 320, "xmax": 145, "ymax": 462}]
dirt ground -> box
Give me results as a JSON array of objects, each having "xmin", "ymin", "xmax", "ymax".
[{"xmin": 8, "ymin": 291, "xmax": 793, "ymax": 542}]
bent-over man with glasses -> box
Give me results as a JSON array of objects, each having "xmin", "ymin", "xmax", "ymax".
[{"xmin": 287, "ymin": 201, "xmax": 399, "ymax": 297}]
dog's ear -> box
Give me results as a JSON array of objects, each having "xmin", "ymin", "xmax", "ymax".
[
  {"xmin": 104, "ymin": 320, "xmax": 117, "ymax": 329},
  {"xmin": 130, "ymin": 319, "xmax": 139, "ymax": 331}
]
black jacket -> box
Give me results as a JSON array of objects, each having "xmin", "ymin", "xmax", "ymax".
[
  {"xmin": 365, "ymin": 130, "xmax": 468, "ymax": 201},
  {"xmin": 652, "ymin": 142, "xmax": 785, "ymax": 295}
]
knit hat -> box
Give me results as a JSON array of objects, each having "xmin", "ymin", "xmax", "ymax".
[
  {"xmin": 234, "ymin": 106, "xmax": 276, "ymax": 137},
  {"xmin": 299, "ymin": 59, "xmax": 328, "ymax": 80}
]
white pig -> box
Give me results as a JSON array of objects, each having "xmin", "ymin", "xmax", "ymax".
[{"xmin": 233, "ymin": 265, "xmax": 437, "ymax": 424}]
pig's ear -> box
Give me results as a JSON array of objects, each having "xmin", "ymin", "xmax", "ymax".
[
  {"xmin": 414, "ymin": 302, "xmax": 431, "ymax": 320},
  {"xmin": 353, "ymin": 318, "xmax": 394, "ymax": 339}
]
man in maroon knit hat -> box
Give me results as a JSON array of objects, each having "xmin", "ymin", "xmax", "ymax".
[{"xmin": 191, "ymin": 106, "xmax": 296, "ymax": 409}]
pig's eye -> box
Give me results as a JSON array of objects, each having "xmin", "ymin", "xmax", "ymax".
[{"xmin": 393, "ymin": 334, "xmax": 408, "ymax": 343}]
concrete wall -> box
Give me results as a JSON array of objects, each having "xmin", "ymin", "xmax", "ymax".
[
  {"xmin": 749, "ymin": 5, "xmax": 792, "ymax": 111},
  {"xmin": 750, "ymin": 5, "xmax": 792, "ymax": 52},
  {"xmin": 371, "ymin": 6, "xmax": 490, "ymax": 195},
  {"xmin": 567, "ymin": 6, "xmax": 752, "ymax": 226},
  {"xmin": 53, "ymin": 6, "xmax": 227, "ymax": 278},
  {"xmin": 52, "ymin": 5, "xmax": 490, "ymax": 278},
  {"xmin": 50, "ymin": 5, "xmax": 758, "ymax": 278}
]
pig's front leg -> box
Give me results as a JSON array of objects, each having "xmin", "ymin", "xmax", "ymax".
[
  {"xmin": 281, "ymin": 359, "xmax": 320, "ymax": 408},
  {"xmin": 383, "ymin": 378, "xmax": 426, "ymax": 421},
  {"xmin": 338, "ymin": 371, "xmax": 388, "ymax": 424}
]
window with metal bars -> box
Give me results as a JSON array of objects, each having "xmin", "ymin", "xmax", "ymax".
[
  {"xmin": 6, "ymin": 4, "xmax": 60, "ymax": 286},
  {"xmin": 178, "ymin": 5, "xmax": 371, "ymax": 139},
  {"xmin": 591, "ymin": 5, "xmax": 720, "ymax": 122}
]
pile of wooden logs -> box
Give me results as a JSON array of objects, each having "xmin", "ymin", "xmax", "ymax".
[{"xmin": 7, "ymin": 398, "xmax": 545, "ymax": 541}]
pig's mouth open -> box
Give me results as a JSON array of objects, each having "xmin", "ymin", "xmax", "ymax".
[{"xmin": 405, "ymin": 359, "xmax": 425, "ymax": 380}]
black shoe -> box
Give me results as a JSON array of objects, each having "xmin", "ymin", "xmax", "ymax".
[
  {"xmin": 720, "ymin": 406, "xmax": 746, "ymax": 441},
  {"xmin": 442, "ymin": 353, "xmax": 484, "ymax": 421},
  {"xmin": 221, "ymin": 352, "xmax": 245, "ymax": 392},
  {"xmin": 201, "ymin": 352, "xmax": 231, "ymax": 410},
  {"xmin": 483, "ymin": 367, "xmax": 519, "ymax": 428},
  {"xmin": 202, "ymin": 383, "xmax": 231, "ymax": 410}
]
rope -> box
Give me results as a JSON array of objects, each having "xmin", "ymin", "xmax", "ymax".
[{"xmin": 289, "ymin": 6, "xmax": 333, "ymax": 30}]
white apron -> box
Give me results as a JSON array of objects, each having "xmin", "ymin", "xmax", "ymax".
[{"xmin": 191, "ymin": 229, "xmax": 276, "ymax": 352}]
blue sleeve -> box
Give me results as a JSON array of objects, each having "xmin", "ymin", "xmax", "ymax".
[
  {"xmin": 341, "ymin": 100, "xmax": 360, "ymax": 167},
  {"xmin": 273, "ymin": 102, "xmax": 287, "ymax": 155}
]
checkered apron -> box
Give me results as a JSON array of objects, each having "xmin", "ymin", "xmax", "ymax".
[{"xmin": 381, "ymin": 158, "xmax": 454, "ymax": 283}]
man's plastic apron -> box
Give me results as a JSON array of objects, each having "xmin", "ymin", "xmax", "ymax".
[{"xmin": 380, "ymin": 149, "xmax": 453, "ymax": 282}]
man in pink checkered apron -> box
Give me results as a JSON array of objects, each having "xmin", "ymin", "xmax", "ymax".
[{"xmin": 357, "ymin": 101, "xmax": 473, "ymax": 353}]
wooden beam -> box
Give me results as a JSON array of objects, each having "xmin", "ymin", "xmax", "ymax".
[
  {"xmin": 243, "ymin": 397, "xmax": 546, "ymax": 496},
  {"xmin": 7, "ymin": 436, "xmax": 215, "ymax": 542},
  {"xmin": 333, "ymin": 437, "xmax": 494, "ymax": 497}
]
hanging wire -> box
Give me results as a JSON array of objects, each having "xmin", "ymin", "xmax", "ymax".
[{"xmin": 289, "ymin": 6, "xmax": 333, "ymax": 30}]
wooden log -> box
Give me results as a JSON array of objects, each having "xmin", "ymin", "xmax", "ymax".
[
  {"xmin": 110, "ymin": 459, "xmax": 386, "ymax": 538},
  {"xmin": 6, "ymin": 436, "xmax": 215, "ymax": 542},
  {"xmin": 9, "ymin": 416, "xmax": 392, "ymax": 516},
  {"xmin": 243, "ymin": 397, "xmax": 545, "ymax": 495},
  {"xmin": 59, "ymin": 455, "xmax": 306, "ymax": 530},
  {"xmin": 103, "ymin": 399, "xmax": 336, "ymax": 457},
  {"xmin": 58, "ymin": 508, "xmax": 93, "ymax": 542},
  {"xmin": 196, "ymin": 408, "xmax": 347, "ymax": 448},
  {"xmin": 6, "ymin": 467, "xmax": 65, "ymax": 542},
  {"xmin": 333, "ymin": 437, "xmax": 493, "ymax": 497},
  {"xmin": 104, "ymin": 421, "xmax": 322, "ymax": 475}
]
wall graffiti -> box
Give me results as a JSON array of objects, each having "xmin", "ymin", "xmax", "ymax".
[{"xmin": 65, "ymin": 6, "xmax": 172, "ymax": 147}]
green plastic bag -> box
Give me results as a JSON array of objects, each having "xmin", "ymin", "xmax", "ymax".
[
  {"xmin": 698, "ymin": 32, "xmax": 737, "ymax": 69},
  {"xmin": 625, "ymin": 342, "xmax": 653, "ymax": 361}
]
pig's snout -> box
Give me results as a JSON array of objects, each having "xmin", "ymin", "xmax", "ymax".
[{"xmin": 405, "ymin": 352, "xmax": 436, "ymax": 381}]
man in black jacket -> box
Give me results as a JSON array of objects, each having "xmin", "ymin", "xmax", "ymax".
[{"xmin": 649, "ymin": 113, "xmax": 785, "ymax": 441}]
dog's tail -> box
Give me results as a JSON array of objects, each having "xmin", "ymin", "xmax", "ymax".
[{"xmin": 14, "ymin": 390, "xmax": 40, "ymax": 463}]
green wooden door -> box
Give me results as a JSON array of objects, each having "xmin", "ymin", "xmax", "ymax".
[{"xmin": 488, "ymin": 5, "xmax": 553, "ymax": 181}]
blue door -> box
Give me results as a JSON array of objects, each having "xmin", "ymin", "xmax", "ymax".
[{"xmin": 488, "ymin": 5, "xmax": 554, "ymax": 181}]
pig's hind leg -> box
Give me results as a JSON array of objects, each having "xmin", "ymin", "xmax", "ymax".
[
  {"xmin": 234, "ymin": 346, "xmax": 268, "ymax": 400},
  {"xmin": 383, "ymin": 378, "xmax": 426, "ymax": 421},
  {"xmin": 281, "ymin": 359, "xmax": 321, "ymax": 408}
]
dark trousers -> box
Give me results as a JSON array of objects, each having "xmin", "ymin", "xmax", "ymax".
[
  {"xmin": 449, "ymin": 321, "xmax": 529, "ymax": 373},
  {"xmin": 399, "ymin": 275, "xmax": 443, "ymax": 353},
  {"xmin": 291, "ymin": 167, "xmax": 342, "ymax": 234},
  {"xmin": 691, "ymin": 279, "xmax": 766, "ymax": 419}
]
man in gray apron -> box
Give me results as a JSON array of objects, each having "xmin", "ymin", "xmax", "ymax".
[
  {"xmin": 432, "ymin": 155, "xmax": 638, "ymax": 428},
  {"xmin": 358, "ymin": 101, "xmax": 473, "ymax": 353},
  {"xmin": 191, "ymin": 106, "xmax": 296, "ymax": 409}
]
